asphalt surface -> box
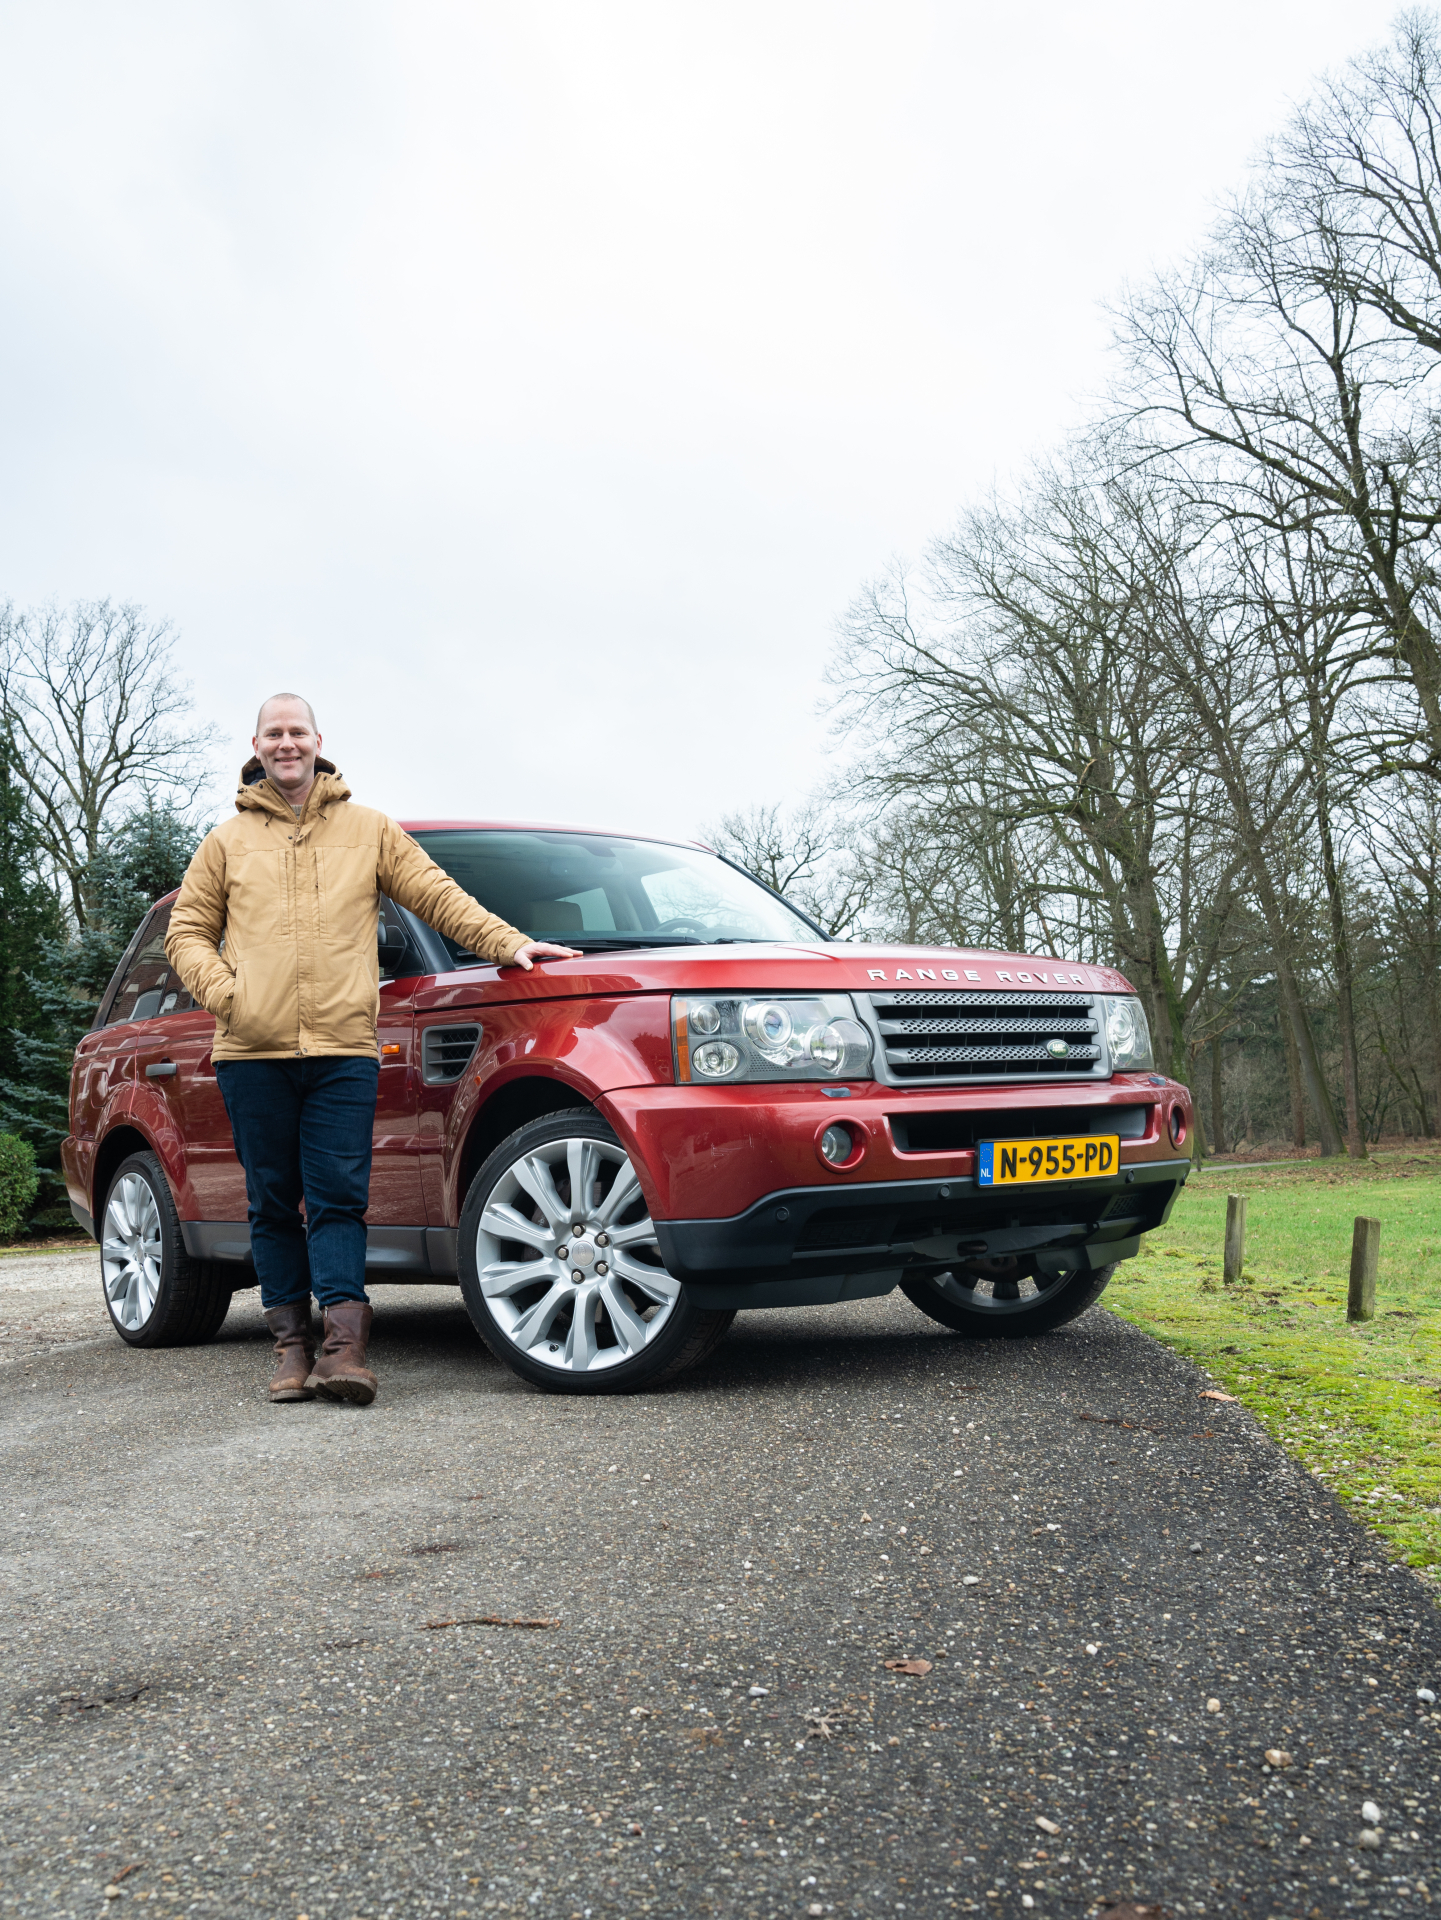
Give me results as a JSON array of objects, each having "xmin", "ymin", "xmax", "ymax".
[{"xmin": 2, "ymin": 1250, "xmax": 1439, "ymax": 1920}]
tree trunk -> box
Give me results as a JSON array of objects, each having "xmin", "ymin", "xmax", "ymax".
[
  {"xmin": 1278, "ymin": 959, "xmax": 1345, "ymax": 1155},
  {"xmin": 1210, "ymin": 1039, "xmax": 1226, "ymax": 1154},
  {"xmin": 1314, "ymin": 766, "xmax": 1366, "ymax": 1158},
  {"xmin": 1241, "ymin": 844, "xmax": 1346, "ymax": 1156},
  {"xmin": 1282, "ymin": 1005, "xmax": 1306, "ymax": 1148}
]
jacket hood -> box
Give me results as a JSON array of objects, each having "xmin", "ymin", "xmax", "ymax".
[{"xmin": 235, "ymin": 756, "xmax": 351, "ymax": 818}]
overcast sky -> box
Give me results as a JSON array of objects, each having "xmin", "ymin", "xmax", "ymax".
[{"xmin": 0, "ymin": 0, "xmax": 1395, "ymax": 841}]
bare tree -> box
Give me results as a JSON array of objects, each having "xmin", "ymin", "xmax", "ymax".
[
  {"xmin": 705, "ymin": 802, "xmax": 872, "ymax": 937},
  {"xmin": 1116, "ymin": 496, "xmax": 1349, "ymax": 1156},
  {"xmin": 1271, "ymin": 13, "xmax": 1441, "ymax": 365},
  {"xmin": 829, "ymin": 449, "xmax": 1249, "ymax": 1084},
  {"xmin": 1115, "ymin": 23, "xmax": 1441, "ymax": 776},
  {"xmin": 0, "ymin": 600, "xmax": 219, "ymax": 925}
]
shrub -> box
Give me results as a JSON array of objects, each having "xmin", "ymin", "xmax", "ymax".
[{"xmin": 0, "ymin": 1132, "xmax": 40, "ymax": 1239}]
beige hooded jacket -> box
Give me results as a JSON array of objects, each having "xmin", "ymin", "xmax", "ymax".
[{"xmin": 165, "ymin": 758, "xmax": 528, "ymax": 1063}]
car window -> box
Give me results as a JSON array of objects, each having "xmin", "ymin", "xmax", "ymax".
[
  {"xmin": 410, "ymin": 829, "xmax": 820, "ymax": 960},
  {"xmin": 106, "ymin": 905, "xmax": 196, "ymax": 1024}
]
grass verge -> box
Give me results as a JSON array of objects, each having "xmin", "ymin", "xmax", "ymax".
[{"xmin": 1106, "ymin": 1145, "xmax": 1441, "ymax": 1582}]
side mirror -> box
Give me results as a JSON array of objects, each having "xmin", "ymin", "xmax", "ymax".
[{"xmin": 378, "ymin": 922, "xmax": 407, "ymax": 963}]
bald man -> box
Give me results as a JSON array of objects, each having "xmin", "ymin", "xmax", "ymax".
[{"xmin": 166, "ymin": 694, "xmax": 578, "ymax": 1406}]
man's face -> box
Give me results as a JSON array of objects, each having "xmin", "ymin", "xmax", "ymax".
[{"xmin": 253, "ymin": 700, "xmax": 320, "ymax": 797}]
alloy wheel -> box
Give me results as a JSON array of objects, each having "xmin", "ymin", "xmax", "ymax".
[
  {"xmin": 102, "ymin": 1171, "xmax": 164, "ymax": 1333},
  {"xmin": 474, "ymin": 1136, "xmax": 679, "ymax": 1374},
  {"xmin": 925, "ymin": 1264, "xmax": 1065, "ymax": 1316}
]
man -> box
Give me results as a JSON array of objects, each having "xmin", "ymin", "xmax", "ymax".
[{"xmin": 166, "ymin": 694, "xmax": 578, "ymax": 1407}]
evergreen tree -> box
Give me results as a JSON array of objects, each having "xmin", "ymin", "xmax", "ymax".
[
  {"xmin": 0, "ymin": 742, "xmax": 62, "ymax": 1092},
  {"xmin": 0, "ymin": 803, "xmax": 202, "ymax": 1202}
]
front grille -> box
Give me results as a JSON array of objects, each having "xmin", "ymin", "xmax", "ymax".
[
  {"xmin": 866, "ymin": 988, "xmax": 1104, "ymax": 1084},
  {"xmin": 421, "ymin": 1023, "xmax": 482, "ymax": 1086}
]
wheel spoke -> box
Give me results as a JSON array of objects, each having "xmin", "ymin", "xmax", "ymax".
[
  {"xmin": 512, "ymin": 1154, "xmax": 571, "ymax": 1232},
  {"xmin": 593, "ymin": 1159, "xmax": 641, "ymax": 1227},
  {"xmin": 564, "ymin": 1283, "xmax": 601, "ymax": 1368},
  {"xmin": 509, "ymin": 1280, "xmax": 571, "ymax": 1350},
  {"xmin": 136, "ymin": 1259, "xmax": 159, "ymax": 1319},
  {"xmin": 605, "ymin": 1217, "xmax": 657, "ymax": 1250},
  {"xmin": 120, "ymin": 1267, "xmax": 143, "ymax": 1329},
  {"xmin": 566, "ymin": 1139, "xmax": 601, "ymax": 1219},
  {"xmin": 480, "ymin": 1201, "xmax": 553, "ymax": 1253},
  {"xmin": 479, "ymin": 1256, "xmax": 554, "ymax": 1299},
  {"xmin": 609, "ymin": 1250, "xmax": 679, "ymax": 1303},
  {"xmin": 599, "ymin": 1278, "xmax": 649, "ymax": 1354}
]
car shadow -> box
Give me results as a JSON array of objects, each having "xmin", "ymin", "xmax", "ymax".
[{"xmin": 213, "ymin": 1278, "xmax": 1093, "ymax": 1398}]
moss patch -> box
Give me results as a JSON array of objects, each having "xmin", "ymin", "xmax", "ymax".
[{"xmin": 1106, "ymin": 1147, "xmax": 1441, "ymax": 1581}]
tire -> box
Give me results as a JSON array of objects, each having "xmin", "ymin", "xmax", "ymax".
[
  {"xmin": 457, "ymin": 1111, "xmax": 734, "ymax": 1395},
  {"xmin": 899, "ymin": 1260, "xmax": 1119, "ymax": 1339},
  {"xmin": 100, "ymin": 1151, "xmax": 233, "ymax": 1348}
]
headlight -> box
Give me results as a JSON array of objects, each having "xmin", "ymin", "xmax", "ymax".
[
  {"xmin": 1103, "ymin": 995, "xmax": 1154, "ymax": 1072},
  {"xmin": 674, "ymin": 994, "xmax": 874, "ymax": 1082}
]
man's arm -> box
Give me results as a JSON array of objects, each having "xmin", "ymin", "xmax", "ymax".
[
  {"xmin": 377, "ymin": 821, "xmax": 536, "ymax": 965},
  {"xmin": 165, "ymin": 834, "xmax": 238, "ymax": 1018}
]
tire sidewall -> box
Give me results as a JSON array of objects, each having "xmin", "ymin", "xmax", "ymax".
[
  {"xmin": 900, "ymin": 1262, "xmax": 1118, "ymax": 1339},
  {"xmin": 457, "ymin": 1111, "xmax": 707, "ymax": 1394},
  {"xmin": 101, "ymin": 1151, "xmax": 190, "ymax": 1348}
]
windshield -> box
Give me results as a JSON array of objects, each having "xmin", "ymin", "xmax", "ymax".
[{"xmin": 410, "ymin": 829, "xmax": 821, "ymax": 961}]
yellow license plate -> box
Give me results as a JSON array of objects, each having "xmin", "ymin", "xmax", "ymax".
[{"xmin": 978, "ymin": 1135, "xmax": 1119, "ymax": 1185}]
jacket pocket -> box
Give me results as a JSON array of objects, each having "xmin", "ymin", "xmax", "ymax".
[
  {"xmin": 311, "ymin": 951, "xmax": 378, "ymax": 1050},
  {"xmin": 223, "ymin": 955, "xmax": 293, "ymax": 1053}
]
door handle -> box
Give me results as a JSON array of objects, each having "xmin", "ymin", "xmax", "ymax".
[{"xmin": 144, "ymin": 1062, "xmax": 178, "ymax": 1079}]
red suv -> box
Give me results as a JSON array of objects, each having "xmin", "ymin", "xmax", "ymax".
[{"xmin": 63, "ymin": 823, "xmax": 1193, "ymax": 1393}]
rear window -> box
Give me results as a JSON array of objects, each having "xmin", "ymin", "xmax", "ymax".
[
  {"xmin": 409, "ymin": 829, "xmax": 818, "ymax": 958},
  {"xmin": 106, "ymin": 906, "xmax": 196, "ymax": 1024}
]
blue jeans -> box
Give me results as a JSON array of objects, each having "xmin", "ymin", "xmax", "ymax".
[{"xmin": 216, "ymin": 1056, "xmax": 379, "ymax": 1311}]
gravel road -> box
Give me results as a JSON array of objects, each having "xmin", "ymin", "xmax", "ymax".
[{"xmin": 2, "ymin": 1248, "xmax": 1439, "ymax": 1920}]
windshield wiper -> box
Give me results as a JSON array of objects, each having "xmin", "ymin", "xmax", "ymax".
[{"xmin": 559, "ymin": 933, "xmax": 706, "ymax": 949}]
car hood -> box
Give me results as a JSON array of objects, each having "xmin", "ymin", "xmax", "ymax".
[{"xmin": 409, "ymin": 943, "xmax": 1138, "ymax": 1012}]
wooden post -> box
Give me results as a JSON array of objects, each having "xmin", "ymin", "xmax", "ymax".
[
  {"xmin": 1223, "ymin": 1193, "xmax": 1246, "ymax": 1286},
  {"xmin": 1348, "ymin": 1216, "xmax": 1380, "ymax": 1322}
]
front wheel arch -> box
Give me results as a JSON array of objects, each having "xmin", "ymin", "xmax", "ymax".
[{"xmin": 453, "ymin": 1078, "xmax": 594, "ymax": 1217}]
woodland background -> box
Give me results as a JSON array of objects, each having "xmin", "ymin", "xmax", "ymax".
[
  {"xmin": 716, "ymin": 14, "xmax": 1441, "ymax": 1164},
  {"xmin": 6, "ymin": 16, "xmax": 1441, "ymax": 1228}
]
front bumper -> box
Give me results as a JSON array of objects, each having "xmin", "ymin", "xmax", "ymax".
[{"xmin": 652, "ymin": 1156, "xmax": 1190, "ymax": 1309}]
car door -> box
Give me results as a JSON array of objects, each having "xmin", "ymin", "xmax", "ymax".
[
  {"xmin": 125, "ymin": 903, "xmax": 249, "ymax": 1221},
  {"xmin": 367, "ymin": 901, "xmax": 425, "ymax": 1228}
]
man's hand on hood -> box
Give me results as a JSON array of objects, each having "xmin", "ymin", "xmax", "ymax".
[{"xmin": 506, "ymin": 941, "xmax": 582, "ymax": 970}]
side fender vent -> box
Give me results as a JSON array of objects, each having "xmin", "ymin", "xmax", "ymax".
[{"xmin": 421, "ymin": 1023, "xmax": 482, "ymax": 1086}]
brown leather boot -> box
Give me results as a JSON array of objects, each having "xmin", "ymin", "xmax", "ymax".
[
  {"xmin": 263, "ymin": 1302, "xmax": 316, "ymax": 1403},
  {"xmin": 306, "ymin": 1302, "xmax": 378, "ymax": 1406}
]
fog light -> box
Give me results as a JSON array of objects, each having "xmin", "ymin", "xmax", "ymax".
[
  {"xmin": 820, "ymin": 1123, "xmax": 854, "ymax": 1165},
  {"xmin": 693, "ymin": 1040, "xmax": 740, "ymax": 1077},
  {"xmin": 1168, "ymin": 1105, "xmax": 1186, "ymax": 1147}
]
